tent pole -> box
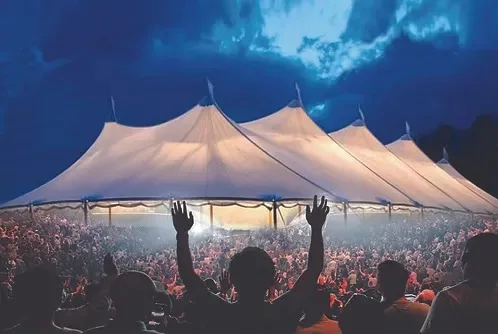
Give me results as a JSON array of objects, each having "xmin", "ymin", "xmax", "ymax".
[
  {"xmin": 29, "ymin": 204, "xmax": 34, "ymax": 220},
  {"xmin": 343, "ymin": 202, "xmax": 347, "ymax": 227},
  {"xmin": 209, "ymin": 204, "xmax": 214, "ymax": 230},
  {"xmin": 420, "ymin": 207, "xmax": 424, "ymax": 221},
  {"xmin": 388, "ymin": 203, "xmax": 392, "ymax": 221},
  {"xmin": 83, "ymin": 201, "xmax": 89, "ymax": 225},
  {"xmin": 108, "ymin": 207, "xmax": 112, "ymax": 226},
  {"xmin": 272, "ymin": 200, "xmax": 278, "ymax": 230}
]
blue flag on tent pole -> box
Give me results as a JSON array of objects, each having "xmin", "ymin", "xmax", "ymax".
[
  {"xmin": 110, "ymin": 96, "xmax": 118, "ymax": 122},
  {"xmin": 443, "ymin": 147, "xmax": 449, "ymax": 161},
  {"xmin": 207, "ymin": 78, "xmax": 215, "ymax": 102},
  {"xmin": 295, "ymin": 82, "xmax": 302, "ymax": 104},
  {"xmin": 358, "ymin": 105, "xmax": 365, "ymax": 122}
]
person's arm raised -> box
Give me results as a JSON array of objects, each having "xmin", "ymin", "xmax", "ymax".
[
  {"xmin": 275, "ymin": 195, "xmax": 328, "ymax": 303},
  {"xmin": 172, "ymin": 201, "xmax": 209, "ymax": 301}
]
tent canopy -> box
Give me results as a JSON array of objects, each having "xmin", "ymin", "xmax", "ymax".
[
  {"xmin": 3, "ymin": 97, "xmax": 327, "ymax": 209},
  {"xmin": 330, "ymin": 120, "xmax": 466, "ymax": 211},
  {"xmin": 242, "ymin": 101, "xmax": 415, "ymax": 206},
  {"xmin": 387, "ymin": 135, "xmax": 496, "ymax": 214}
]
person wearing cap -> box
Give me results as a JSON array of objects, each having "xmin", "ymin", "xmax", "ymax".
[
  {"xmin": 83, "ymin": 271, "xmax": 160, "ymax": 334},
  {"xmin": 377, "ymin": 260, "xmax": 429, "ymax": 334},
  {"xmin": 421, "ymin": 232, "xmax": 498, "ymax": 334}
]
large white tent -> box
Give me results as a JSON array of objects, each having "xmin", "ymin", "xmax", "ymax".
[
  {"xmin": 242, "ymin": 100, "xmax": 414, "ymax": 207},
  {"xmin": 2, "ymin": 97, "xmax": 328, "ymax": 228},
  {"xmin": 387, "ymin": 135, "xmax": 496, "ymax": 214},
  {"xmin": 437, "ymin": 157, "xmax": 498, "ymax": 209},
  {"xmin": 3, "ymin": 90, "xmax": 497, "ymax": 228},
  {"xmin": 330, "ymin": 119, "xmax": 465, "ymax": 211}
]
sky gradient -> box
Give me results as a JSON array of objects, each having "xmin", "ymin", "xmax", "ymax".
[{"xmin": 1, "ymin": 0, "xmax": 498, "ymax": 201}]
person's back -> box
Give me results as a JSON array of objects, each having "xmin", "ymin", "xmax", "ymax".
[
  {"xmin": 377, "ymin": 260, "xmax": 429, "ymax": 334},
  {"xmin": 422, "ymin": 233, "xmax": 498, "ymax": 334},
  {"xmin": 295, "ymin": 286, "xmax": 341, "ymax": 334},
  {"xmin": 83, "ymin": 271, "xmax": 161, "ymax": 334},
  {"xmin": 382, "ymin": 296, "xmax": 429, "ymax": 334}
]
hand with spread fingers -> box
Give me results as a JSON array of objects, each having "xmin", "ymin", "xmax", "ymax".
[
  {"xmin": 218, "ymin": 269, "xmax": 231, "ymax": 296},
  {"xmin": 172, "ymin": 201, "xmax": 194, "ymax": 235},
  {"xmin": 305, "ymin": 195, "xmax": 330, "ymax": 230}
]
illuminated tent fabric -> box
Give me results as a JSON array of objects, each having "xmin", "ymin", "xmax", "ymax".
[
  {"xmin": 330, "ymin": 119, "xmax": 465, "ymax": 211},
  {"xmin": 437, "ymin": 158, "xmax": 498, "ymax": 209},
  {"xmin": 241, "ymin": 101, "xmax": 414, "ymax": 206},
  {"xmin": 3, "ymin": 98, "xmax": 327, "ymax": 213},
  {"xmin": 387, "ymin": 135, "xmax": 497, "ymax": 214}
]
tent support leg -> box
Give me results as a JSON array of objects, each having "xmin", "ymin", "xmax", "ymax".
[
  {"xmin": 388, "ymin": 203, "xmax": 392, "ymax": 221},
  {"xmin": 108, "ymin": 207, "xmax": 112, "ymax": 226},
  {"xmin": 29, "ymin": 204, "xmax": 34, "ymax": 220},
  {"xmin": 272, "ymin": 201, "xmax": 278, "ymax": 230},
  {"xmin": 343, "ymin": 203, "xmax": 348, "ymax": 227},
  {"xmin": 420, "ymin": 207, "xmax": 424, "ymax": 221},
  {"xmin": 83, "ymin": 201, "xmax": 89, "ymax": 225},
  {"xmin": 209, "ymin": 204, "xmax": 214, "ymax": 231}
]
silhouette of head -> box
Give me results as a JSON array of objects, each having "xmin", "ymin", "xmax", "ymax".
[
  {"xmin": 339, "ymin": 293, "xmax": 383, "ymax": 334},
  {"xmin": 204, "ymin": 278, "xmax": 219, "ymax": 293},
  {"xmin": 228, "ymin": 247, "xmax": 275, "ymax": 298},
  {"xmin": 377, "ymin": 260, "xmax": 409, "ymax": 300},
  {"xmin": 110, "ymin": 271, "xmax": 156, "ymax": 321},
  {"xmin": 461, "ymin": 232, "xmax": 498, "ymax": 283},
  {"xmin": 13, "ymin": 265, "xmax": 63, "ymax": 319}
]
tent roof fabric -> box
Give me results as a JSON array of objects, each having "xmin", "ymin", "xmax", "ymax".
[
  {"xmin": 438, "ymin": 159, "xmax": 498, "ymax": 209},
  {"xmin": 4, "ymin": 100, "xmax": 327, "ymax": 208},
  {"xmin": 330, "ymin": 122, "xmax": 465, "ymax": 211},
  {"xmin": 3, "ymin": 96, "xmax": 496, "ymax": 217},
  {"xmin": 387, "ymin": 138, "xmax": 497, "ymax": 214},
  {"xmin": 242, "ymin": 103, "xmax": 414, "ymax": 205}
]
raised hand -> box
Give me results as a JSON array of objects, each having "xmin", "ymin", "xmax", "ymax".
[
  {"xmin": 218, "ymin": 269, "xmax": 231, "ymax": 295},
  {"xmin": 305, "ymin": 195, "xmax": 330, "ymax": 230},
  {"xmin": 103, "ymin": 252, "xmax": 118, "ymax": 276},
  {"xmin": 172, "ymin": 201, "xmax": 194, "ymax": 235}
]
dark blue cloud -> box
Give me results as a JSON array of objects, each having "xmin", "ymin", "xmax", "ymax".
[{"xmin": 1, "ymin": 0, "xmax": 498, "ymax": 202}]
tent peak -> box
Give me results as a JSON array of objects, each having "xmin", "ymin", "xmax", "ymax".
[
  {"xmin": 351, "ymin": 119, "xmax": 365, "ymax": 127},
  {"xmin": 198, "ymin": 95, "xmax": 216, "ymax": 107},
  {"xmin": 286, "ymin": 99, "xmax": 303, "ymax": 108},
  {"xmin": 399, "ymin": 134, "xmax": 412, "ymax": 141}
]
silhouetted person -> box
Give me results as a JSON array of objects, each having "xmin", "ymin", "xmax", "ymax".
[
  {"xmin": 5, "ymin": 266, "xmax": 82, "ymax": 334},
  {"xmin": 421, "ymin": 232, "xmax": 498, "ymax": 334},
  {"xmin": 173, "ymin": 195, "xmax": 329, "ymax": 334},
  {"xmin": 339, "ymin": 293, "xmax": 383, "ymax": 334},
  {"xmin": 377, "ymin": 260, "xmax": 429, "ymax": 334},
  {"xmin": 83, "ymin": 271, "xmax": 159, "ymax": 334},
  {"xmin": 295, "ymin": 285, "xmax": 341, "ymax": 333}
]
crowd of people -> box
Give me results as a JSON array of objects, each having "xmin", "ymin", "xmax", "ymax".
[{"xmin": 0, "ymin": 196, "xmax": 497, "ymax": 333}]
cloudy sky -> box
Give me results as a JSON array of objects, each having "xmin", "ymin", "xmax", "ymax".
[{"xmin": 1, "ymin": 0, "xmax": 498, "ymax": 201}]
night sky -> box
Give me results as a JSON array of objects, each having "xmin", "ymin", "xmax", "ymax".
[{"xmin": 1, "ymin": 1, "xmax": 498, "ymax": 202}]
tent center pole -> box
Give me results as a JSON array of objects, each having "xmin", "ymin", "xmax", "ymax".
[
  {"xmin": 343, "ymin": 202, "xmax": 348, "ymax": 227},
  {"xmin": 209, "ymin": 204, "xmax": 214, "ymax": 231},
  {"xmin": 388, "ymin": 203, "xmax": 392, "ymax": 221},
  {"xmin": 272, "ymin": 200, "xmax": 278, "ymax": 230},
  {"xmin": 83, "ymin": 201, "xmax": 89, "ymax": 225},
  {"xmin": 108, "ymin": 207, "xmax": 112, "ymax": 226}
]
